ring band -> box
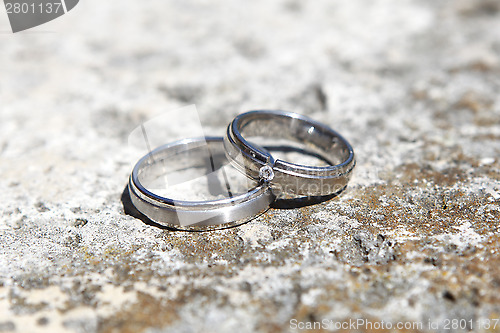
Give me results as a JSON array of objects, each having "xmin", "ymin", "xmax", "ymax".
[
  {"xmin": 128, "ymin": 137, "xmax": 275, "ymax": 231},
  {"xmin": 224, "ymin": 110, "xmax": 356, "ymax": 196}
]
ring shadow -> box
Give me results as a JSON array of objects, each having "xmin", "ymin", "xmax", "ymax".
[{"xmin": 270, "ymin": 190, "xmax": 344, "ymax": 209}]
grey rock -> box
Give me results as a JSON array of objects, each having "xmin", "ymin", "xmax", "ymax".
[{"xmin": 1, "ymin": 0, "xmax": 500, "ymax": 332}]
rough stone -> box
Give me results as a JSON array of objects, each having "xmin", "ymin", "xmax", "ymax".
[{"xmin": 1, "ymin": 0, "xmax": 500, "ymax": 332}]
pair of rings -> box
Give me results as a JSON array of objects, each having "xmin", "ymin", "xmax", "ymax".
[{"xmin": 128, "ymin": 110, "xmax": 355, "ymax": 231}]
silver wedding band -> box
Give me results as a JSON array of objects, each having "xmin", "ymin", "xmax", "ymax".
[
  {"xmin": 224, "ymin": 110, "xmax": 355, "ymax": 196},
  {"xmin": 128, "ymin": 110, "xmax": 355, "ymax": 230},
  {"xmin": 128, "ymin": 137, "xmax": 275, "ymax": 231}
]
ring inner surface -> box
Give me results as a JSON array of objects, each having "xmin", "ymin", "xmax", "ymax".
[
  {"xmin": 136, "ymin": 139, "xmax": 259, "ymax": 202},
  {"xmin": 238, "ymin": 114, "xmax": 350, "ymax": 167}
]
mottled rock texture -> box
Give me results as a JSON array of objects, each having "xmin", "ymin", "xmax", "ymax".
[{"xmin": 1, "ymin": 0, "xmax": 500, "ymax": 332}]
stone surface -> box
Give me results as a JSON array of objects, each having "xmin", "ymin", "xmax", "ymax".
[{"xmin": 1, "ymin": 0, "xmax": 500, "ymax": 332}]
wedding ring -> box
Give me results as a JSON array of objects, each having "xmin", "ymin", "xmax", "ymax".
[
  {"xmin": 128, "ymin": 137, "xmax": 275, "ymax": 231},
  {"xmin": 224, "ymin": 110, "xmax": 356, "ymax": 196}
]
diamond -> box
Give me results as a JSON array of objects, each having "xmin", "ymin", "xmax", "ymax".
[{"xmin": 259, "ymin": 165, "xmax": 274, "ymax": 181}]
